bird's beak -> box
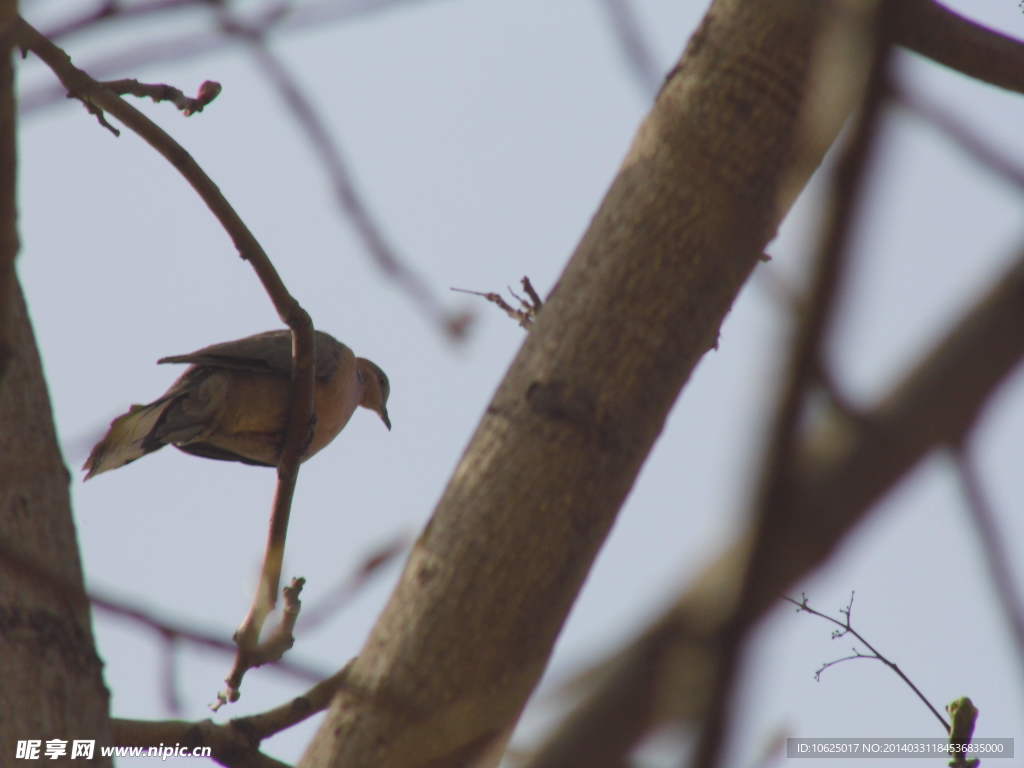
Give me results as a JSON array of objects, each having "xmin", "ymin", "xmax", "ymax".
[{"xmin": 379, "ymin": 407, "xmax": 391, "ymax": 431}]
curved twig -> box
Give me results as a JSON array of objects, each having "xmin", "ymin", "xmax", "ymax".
[{"xmin": 16, "ymin": 18, "xmax": 315, "ymax": 703}]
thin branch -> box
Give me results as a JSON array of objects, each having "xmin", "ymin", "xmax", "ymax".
[
  {"xmin": 298, "ymin": 532, "xmax": 410, "ymax": 632},
  {"xmin": 892, "ymin": 0, "xmax": 1024, "ymax": 96},
  {"xmin": 112, "ymin": 720, "xmax": 291, "ymax": 768},
  {"xmin": 43, "ymin": 0, "xmax": 205, "ymax": 42},
  {"xmin": 217, "ymin": 578, "xmax": 307, "ymax": 710},
  {"xmin": 113, "ymin": 662, "xmax": 354, "ymax": 768},
  {"xmin": 451, "ymin": 276, "xmax": 543, "ymax": 330},
  {"xmin": 0, "ymin": 536, "xmax": 328, "ymax": 683},
  {"xmin": 233, "ymin": 661, "xmax": 354, "ymax": 740},
  {"xmin": 893, "ymin": 82, "xmax": 1024, "ymax": 192},
  {"xmin": 31, "ymin": 0, "xmax": 488, "ymax": 338},
  {"xmin": 222, "ymin": 19, "xmax": 470, "ymax": 340},
  {"xmin": 596, "ymin": 0, "xmax": 662, "ymax": 98},
  {"xmin": 101, "ymin": 77, "xmax": 222, "ymax": 116},
  {"xmin": 785, "ymin": 593, "xmax": 949, "ymax": 731},
  {"xmin": 159, "ymin": 631, "xmax": 183, "ymax": 716},
  {"xmin": 949, "ymin": 445, "xmax": 1024, "ymax": 671},
  {"xmin": 16, "ymin": 18, "xmax": 317, "ymax": 702},
  {"xmin": 24, "ymin": 0, "xmax": 442, "ymax": 113}
]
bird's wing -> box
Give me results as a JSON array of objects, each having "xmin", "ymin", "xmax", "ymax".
[{"xmin": 157, "ymin": 330, "xmax": 347, "ymax": 381}]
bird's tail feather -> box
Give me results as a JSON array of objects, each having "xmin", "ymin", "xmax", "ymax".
[{"xmin": 82, "ymin": 399, "xmax": 172, "ymax": 480}]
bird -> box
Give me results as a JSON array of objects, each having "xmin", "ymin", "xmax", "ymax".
[{"xmin": 83, "ymin": 330, "xmax": 390, "ymax": 480}]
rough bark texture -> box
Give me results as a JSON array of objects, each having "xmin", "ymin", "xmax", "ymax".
[
  {"xmin": 0, "ymin": 285, "xmax": 114, "ymax": 762},
  {"xmin": 0, "ymin": 15, "xmax": 113, "ymax": 763},
  {"xmin": 301, "ymin": 2, "xmax": 830, "ymax": 766}
]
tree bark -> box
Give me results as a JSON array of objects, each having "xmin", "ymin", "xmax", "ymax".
[
  {"xmin": 0, "ymin": 11, "xmax": 113, "ymax": 763},
  {"xmin": 301, "ymin": 1, "xmax": 833, "ymax": 766}
]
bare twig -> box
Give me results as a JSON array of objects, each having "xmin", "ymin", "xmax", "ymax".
[
  {"xmin": 217, "ymin": 578, "xmax": 307, "ymax": 710},
  {"xmin": 785, "ymin": 593, "xmax": 949, "ymax": 731},
  {"xmin": 101, "ymin": 77, "xmax": 222, "ymax": 116},
  {"xmin": 519, "ymin": 276, "xmax": 542, "ymax": 309},
  {"xmin": 596, "ymin": 0, "xmax": 662, "ymax": 98},
  {"xmin": 451, "ymin": 276, "xmax": 543, "ymax": 330},
  {"xmin": 16, "ymin": 18, "xmax": 317, "ymax": 702},
  {"xmin": 159, "ymin": 632, "xmax": 183, "ymax": 715},
  {"xmin": 42, "ymin": 0, "xmax": 429, "ymax": 45},
  {"xmin": 28, "ymin": 1, "xmax": 476, "ymax": 340},
  {"xmin": 114, "ymin": 661, "xmax": 354, "ymax": 767}
]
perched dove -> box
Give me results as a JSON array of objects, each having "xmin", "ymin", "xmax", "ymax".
[{"xmin": 83, "ymin": 330, "xmax": 390, "ymax": 479}]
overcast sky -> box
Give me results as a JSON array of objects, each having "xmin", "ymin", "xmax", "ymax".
[{"xmin": 15, "ymin": 1, "xmax": 1024, "ymax": 766}]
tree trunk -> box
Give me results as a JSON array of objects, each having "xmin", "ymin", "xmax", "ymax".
[{"xmin": 0, "ymin": 13, "xmax": 113, "ymax": 763}]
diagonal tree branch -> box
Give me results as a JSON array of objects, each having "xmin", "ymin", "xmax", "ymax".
[
  {"xmin": 298, "ymin": 2, "xmax": 839, "ymax": 765},
  {"xmin": 892, "ymin": 0, "xmax": 1024, "ymax": 95},
  {"xmin": 113, "ymin": 663, "xmax": 353, "ymax": 767},
  {"xmin": 950, "ymin": 446, "xmax": 1024, "ymax": 674}
]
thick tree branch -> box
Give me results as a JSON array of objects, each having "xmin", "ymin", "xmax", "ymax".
[
  {"xmin": 0, "ymin": 17, "xmax": 15, "ymax": 382},
  {"xmin": 113, "ymin": 718, "xmax": 291, "ymax": 768},
  {"xmin": 299, "ymin": 2, "xmax": 836, "ymax": 765},
  {"xmin": 893, "ymin": 0, "xmax": 1024, "ymax": 95}
]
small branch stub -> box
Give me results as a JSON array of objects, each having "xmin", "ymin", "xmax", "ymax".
[
  {"xmin": 214, "ymin": 577, "xmax": 306, "ymax": 711},
  {"xmin": 100, "ymin": 78, "xmax": 223, "ymax": 116},
  {"xmin": 451, "ymin": 276, "xmax": 543, "ymax": 330}
]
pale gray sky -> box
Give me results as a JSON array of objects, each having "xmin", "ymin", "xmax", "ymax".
[{"xmin": 16, "ymin": 1, "xmax": 1024, "ymax": 766}]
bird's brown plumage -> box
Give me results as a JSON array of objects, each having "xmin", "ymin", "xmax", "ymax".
[{"xmin": 83, "ymin": 330, "xmax": 390, "ymax": 479}]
